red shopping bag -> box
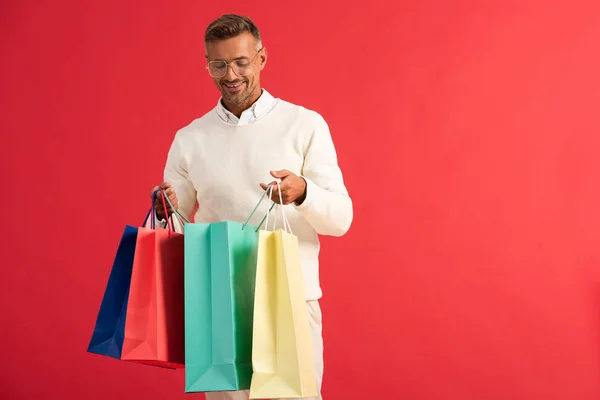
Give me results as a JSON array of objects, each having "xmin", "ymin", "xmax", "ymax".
[{"xmin": 121, "ymin": 191, "xmax": 185, "ymax": 368}]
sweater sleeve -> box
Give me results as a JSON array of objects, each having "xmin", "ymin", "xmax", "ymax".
[
  {"xmin": 163, "ymin": 132, "xmax": 197, "ymax": 222},
  {"xmin": 293, "ymin": 112, "xmax": 353, "ymax": 237}
]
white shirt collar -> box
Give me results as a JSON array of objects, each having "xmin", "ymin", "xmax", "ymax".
[{"xmin": 216, "ymin": 89, "xmax": 278, "ymax": 125}]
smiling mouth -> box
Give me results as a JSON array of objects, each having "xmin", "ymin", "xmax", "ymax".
[{"xmin": 223, "ymin": 82, "xmax": 244, "ymax": 89}]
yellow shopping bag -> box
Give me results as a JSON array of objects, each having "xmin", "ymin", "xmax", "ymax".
[{"xmin": 249, "ymin": 184, "xmax": 318, "ymax": 399}]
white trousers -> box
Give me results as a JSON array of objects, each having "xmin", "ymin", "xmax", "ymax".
[{"xmin": 205, "ymin": 300, "xmax": 324, "ymax": 400}]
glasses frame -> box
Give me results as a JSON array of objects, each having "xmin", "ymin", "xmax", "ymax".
[{"xmin": 206, "ymin": 48, "xmax": 263, "ymax": 78}]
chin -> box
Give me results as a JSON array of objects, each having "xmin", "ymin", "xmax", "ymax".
[{"xmin": 228, "ymin": 93, "xmax": 251, "ymax": 105}]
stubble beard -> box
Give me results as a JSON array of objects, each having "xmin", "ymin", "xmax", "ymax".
[{"xmin": 223, "ymin": 82, "xmax": 257, "ymax": 107}]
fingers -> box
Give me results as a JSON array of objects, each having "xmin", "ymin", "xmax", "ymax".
[
  {"xmin": 259, "ymin": 182, "xmax": 292, "ymax": 205},
  {"xmin": 270, "ymin": 170, "xmax": 292, "ymax": 179},
  {"xmin": 278, "ymin": 178, "xmax": 290, "ymax": 190},
  {"xmin": 260, "ymin": 181, "xmax": 278, "ymax": 190},
  {"xmin": 150, "ymin": 182, "xmax": 172, "ymax": 198},
  {"xmin": 155, "ymin": 201, "xmax": 167, "ymax": 219},
  {"xmin": 260, "ymin": 182, "xmax": 281, "ymax": 204},
  {"xmin": 163, "ymin": 187, "xmax": 177, "ymax": 200},
  {"xmin": 159, "ymin": 189, "xmax": 179, "ymax": 210},
  {"xmin": 260, "ymin": 183, "xmax": 278, "ymax": 204},
  {"xmin": 151, "ymin": 183, "xmax": 178, "ymax": 217},
  {"xmin": 264, "ymin": 171, "xmax": 294, "ymax": 204}
]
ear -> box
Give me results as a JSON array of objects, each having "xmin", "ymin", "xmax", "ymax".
[{"xmin": 259, "ymin": 47, "xmax": 268, "ymax": 70}]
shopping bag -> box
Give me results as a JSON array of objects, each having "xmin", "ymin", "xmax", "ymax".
[
  {"xmin": 184, "ymin": 189, "xmax": 274, "ymax": 392},
  {"xmin": 120, "ymin": 191, "xmax": 187, "ymax": 368},
  {"xmin": 250, "ymin": 184, "xmax": 318, "ymax": 399},
  {"xmin": 87, "ymin": 216, "xmax": 146, "ymax": 359}
]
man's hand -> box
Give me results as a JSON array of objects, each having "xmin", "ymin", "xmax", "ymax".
[
  {"xmin": 150, "ymin": 182, "xmax": 179, "ymax": 219},
  {"xmin": 260, "ymin": 170, "xmax": 307, "ymax": 205}
]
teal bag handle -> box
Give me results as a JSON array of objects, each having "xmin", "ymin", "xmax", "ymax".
[
  {"xmin": 242, "ymin": 185, "xmax": 277, "ymax": 232},
  {"xmin": 162, "ymin": 190, "xmax": 191, "ymax": 227},
  {"xmin": 157, "ymin": 185, "xmax": 276, "ymax": 232}
]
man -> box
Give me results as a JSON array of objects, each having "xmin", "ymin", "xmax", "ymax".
[{"xmin": 151, "ymin": 14, "xmax": 352, "ymax": 400}]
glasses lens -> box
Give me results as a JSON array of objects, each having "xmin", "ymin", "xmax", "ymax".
[
  {"xmin": 208, "ymin": 61, "xmax": 226, "ymax": 77},
  {"xmin": 232, "ymin": 60, "xmax": 251, "ymax": 76}
]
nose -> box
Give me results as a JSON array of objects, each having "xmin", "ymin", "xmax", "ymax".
[{"xmin": 224, "ymin": 63, "xmax": 239, "ymax": 80}]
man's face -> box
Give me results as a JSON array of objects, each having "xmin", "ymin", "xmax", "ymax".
[{"xmin": 206, "ymin": 32, "xmax": 266, "ymax": 107}]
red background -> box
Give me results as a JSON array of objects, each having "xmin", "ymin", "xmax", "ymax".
[{"xmin": 2, "ymin": 1, "xmax": 600, "ymax": 399}]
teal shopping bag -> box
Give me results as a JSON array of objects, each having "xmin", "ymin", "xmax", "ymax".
[{"xmin": 184, "ymin": 190, "xmax": 274, "ymax": 393}]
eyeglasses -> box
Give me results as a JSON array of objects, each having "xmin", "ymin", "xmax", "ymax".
[{"xmin": 206, "ymin": 49, "xmax": 263, "ymax": 78}]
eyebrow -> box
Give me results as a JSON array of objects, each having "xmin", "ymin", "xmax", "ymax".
[{"xmin": 205, "ymin": 55, "xmax": 251, "ymax": 61}]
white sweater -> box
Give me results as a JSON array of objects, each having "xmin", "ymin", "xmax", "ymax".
[{"xmin": 163, "ymin": 90, "xmax": 353, "ymax": 300}]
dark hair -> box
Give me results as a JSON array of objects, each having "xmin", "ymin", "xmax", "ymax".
[{"xmin": 204, "ymin": 14, "xmax": 261, "ymax": 47}]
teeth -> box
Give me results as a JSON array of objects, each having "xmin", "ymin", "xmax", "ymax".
[{"xmin": 226, "ymin": 83, "xmax": 242, "ymax": 88}]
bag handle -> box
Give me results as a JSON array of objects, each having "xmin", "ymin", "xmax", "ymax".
[
  {"xmin": 142, "ymin": 209, "xmax": 152, "ymax": 228},
  {"xmin": 141, "ymin": 189, "xmax": 178, "ymax": 236},
  {"xmin": 142, "ymin": 191, "xmax": 159, "ymax": 228},
  {"xmin": 163, "ymin": 190, "xmax": 190, "ymax": 227},
  {"xmin": 158, "ymin": 190, "xmax": 176, "ymax": 235},
  {"xmin": 264, "ymin": 182, "xmax": 293, "ymax": 235},
  {"xmin": 243, "ymin": 185, "xmax": 277, "ymax": 232}
]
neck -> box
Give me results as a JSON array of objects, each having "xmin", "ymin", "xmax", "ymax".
[{"xmin": 223, "ymin": 88, "xmax": 263, "ymax": 118}]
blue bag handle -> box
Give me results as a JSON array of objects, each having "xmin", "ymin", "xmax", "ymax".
[
  {"xmin": 141, "ymin": 191, "xmax": 158, "ymax": 228},
  {"xmin": 141, "ymin": 190, "xmax": 183, "ymax": 231}
]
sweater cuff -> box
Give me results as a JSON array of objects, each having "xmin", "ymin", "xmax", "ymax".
[{"xmin": 294, "ymin": 176, "xmax": 317, "ymax": 211}]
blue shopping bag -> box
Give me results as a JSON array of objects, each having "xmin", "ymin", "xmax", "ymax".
[{"xmin": 87, "ymin": 223, "xmax": 141, "ymax": 359}]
